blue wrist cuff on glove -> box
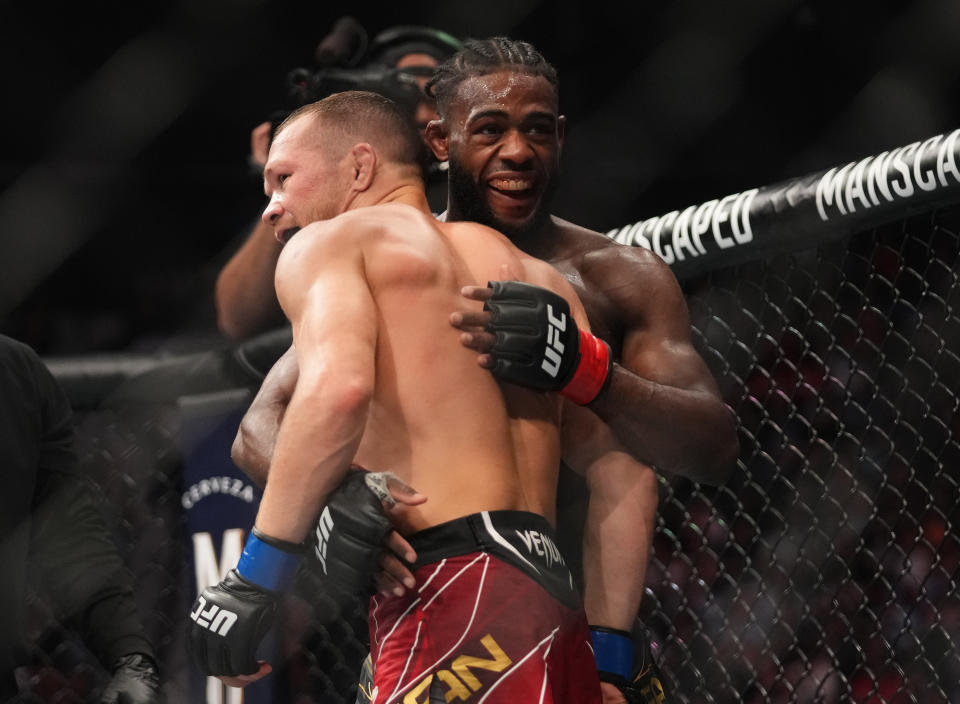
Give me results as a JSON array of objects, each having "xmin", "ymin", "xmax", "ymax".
[
  {"xmin": 591, "ymin": 628, "xmax": 634, "ymax": 679},
  {"xmin": 236, "ymin": 531, "xmax": 301, "ymax": 592}
]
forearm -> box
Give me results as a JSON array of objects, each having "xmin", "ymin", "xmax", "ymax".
[
  {"xmin": 215, "ymin": 219, "xmax": 285, "ymax": 341},
  {"xmin": 231, "ymin": 412, "xmax": 278, "ymax": 489},
  {"xmin": 263, "ymin": 220, "xmax": 377, "ymax": 543},
  {"xmin": 231, "ymin": 345, "xmax": 299, "ymax": 488},
  {"xmin": 588, "ymin": 363, "xmax": 739, "ymax": 484},
  {"xmin": 255, "ymin": 377, "xmax": 370, "ymax": 543},
  {"xmin": 456, "ymin": 280, "xmax": 739, "ymax": 482},
  {"xmin": 581, "ymin": 455, "xmax": 658, "ymax": 630}
]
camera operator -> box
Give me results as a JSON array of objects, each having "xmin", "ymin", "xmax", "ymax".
[{"xmin": 214, "ymin": 19, "xmax": 461, "ymax": 342}]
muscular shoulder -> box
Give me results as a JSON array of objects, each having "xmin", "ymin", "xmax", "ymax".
[
  {"xmin": 448, "ymin": 220, "xmax": 562, "ymax": 280},
  {"xmin": 554, "ymin": 217, "xmax": 685, "ymax": 326},
  {"xmin": 279, "ymin": 206, "xmax": 426, "ymax": 269},
  {"xmin": 582, "ymin": 239, "xmax": 676, "ymax": 292},
  {"xmin": 274, "ymin": 215, "xmax": 365, "ymax": 319},
  {"xmin": 442, "ymin": 220, "xmax": 534, "ymax": 280},
  {"xmin": 553, "ymin": 216, "xmax": 658, "ymax": 271},
  {"xmin": 441, "ymin": 219, "xmax": 515, "ymax": 253}
]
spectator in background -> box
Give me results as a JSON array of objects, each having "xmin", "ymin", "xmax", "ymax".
[
  {"xmin": 0, "ymin": 334, "xmax": 161, "ymax": 704},
  {"xmin": 214, "ymin": 21, "xmax": 462, "ymax": 342}
]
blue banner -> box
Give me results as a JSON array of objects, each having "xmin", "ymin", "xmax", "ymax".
[{"xmin": 178, "ymin": 391, "xmax": 276, "ymax": 704}]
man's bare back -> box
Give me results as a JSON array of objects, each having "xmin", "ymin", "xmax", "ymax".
[
  {"xmin": 276, "ymin": 202, "xmax": 590, "ymax": 535},
  {"xmin": 191, "ymin": 91, "xmax": 604, "ymax": 702}
]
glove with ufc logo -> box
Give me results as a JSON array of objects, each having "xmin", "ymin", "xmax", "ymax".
[
  {"xmin": 483, "ymin": 281, "xmax": 612, "ymax": 405},
  {"xmin": 188, "ymin": 528, "xmax": 302, "ymax": 677},
  {"xmin": 299, "ymin": 468, "xmax": 396, "ymax": 604},
  {"xmin": 591, "ymin": 626, "xmax": 669, "ymax": 704}
]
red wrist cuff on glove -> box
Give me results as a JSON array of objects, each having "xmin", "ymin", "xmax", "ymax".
[{"xmin": 562, "ymin": 330, "xmax": 612, "ymax": 405}]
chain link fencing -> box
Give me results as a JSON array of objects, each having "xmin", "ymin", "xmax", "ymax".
[{"xmin": 16, "ymin": 203, "xmax": 959, "ymax": 703}]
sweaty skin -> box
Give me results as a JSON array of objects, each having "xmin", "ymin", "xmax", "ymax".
[
  {"xmin": 428, "ymin": 69, "xmax": 737, "ymax": 483},
  {"xmin": 255, "ymin": 111, "xmax": 591, "ymax": 541},
  {"xmin": 233, "ymin": 59, "xmax": 737, "ymax": 704},
  {"xmin": 427, "ymin": 66, "xmax": 736, "ymax": 704},
  {"xmin": 258, "ymin": 205, "xmax": 590, "ymax": 542},
  {"xmin": 230, "ymin": 106, "xmax": 599, "ymax": 697}
]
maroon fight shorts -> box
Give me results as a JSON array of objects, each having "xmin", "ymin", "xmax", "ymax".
[{"xmin": 368, "ymin": 510, "xmax": 601, "ymax": 704}]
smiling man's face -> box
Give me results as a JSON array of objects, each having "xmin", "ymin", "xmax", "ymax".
[{"xmin": 431, "ymin": 69, "xmax": 564, "ymax": 239}]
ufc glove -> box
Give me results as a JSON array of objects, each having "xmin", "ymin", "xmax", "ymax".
[
  {"xmin": 483, "ymin": 281, "xmax": 612, "ymax": 404},
  {"xmin": 591, "ymin": 626, "xmax": 669, "ymax": 704},
  {"xmin": 301, "ymin": 469, "xmax": 395, "ymax": 601},
  {"xmin": 187, "ymin": 528, "xmax": 302, "ymax": 677}
]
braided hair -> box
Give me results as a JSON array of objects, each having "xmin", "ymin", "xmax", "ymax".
[{"xmin": 425, "ymin": 37, "xmax": 559, "ymax": 117}]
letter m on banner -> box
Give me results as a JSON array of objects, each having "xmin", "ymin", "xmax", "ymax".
[
  {"xmin": 192, "ymin": 529, "xmax": 246, "ymax": 704},
  {"xmin": 192, "ymin": 529, "xmax": 244, "ymax": 595}
]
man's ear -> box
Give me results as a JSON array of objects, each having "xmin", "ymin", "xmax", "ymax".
[
  {"xmin": 424, "ymin": 119, "xmax": 449, "ymax": 161},
  {"xmin": 350, "ymin": 143, "xmax": 377, "ymax": 191},
  {"xmin": 557, "ymin": 115, "xmax": 567, "ymax": 152}
]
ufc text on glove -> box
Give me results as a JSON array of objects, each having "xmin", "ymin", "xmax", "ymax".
[
  {"xmin": 482, "ymin": 280, "xmax": 612, "ymax": 405},
  {"xmin": 187, "ymin": 528, "xmax": 302, "ymax": 677}
]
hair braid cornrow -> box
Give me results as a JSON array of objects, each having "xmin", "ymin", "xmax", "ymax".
[{"xmin": 425, "ymin": 37, "xmax": 558, "ymax": 117}]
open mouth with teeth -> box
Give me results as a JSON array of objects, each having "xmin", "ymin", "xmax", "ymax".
[{"xmin": 488, "ymin": 176, "xmax": 538, "ymax": 201}]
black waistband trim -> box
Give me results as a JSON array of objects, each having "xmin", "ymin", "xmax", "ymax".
[
  {"xmin": 408, "ymin": 510, "xmax": 555, "ymax": 567},
  {"xmin": 406, "ymin": 510, "xmax": 580, "ymax": 610}
]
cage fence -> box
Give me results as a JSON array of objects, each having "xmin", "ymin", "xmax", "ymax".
[{"xmin": 15, "ymin": 205, "xmax": 960, "ymax": 703}]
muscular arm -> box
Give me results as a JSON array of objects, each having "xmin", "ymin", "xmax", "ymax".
[
  {"xmin": 456, "ymin": 248, "xmax": 737, "ymax": 483},
  {"xmin": 562, "ymin": 404, "xmax": 657, "ymax": 632},
  {"xmin": 563, "ymin": 405, "xmax": 659, "ymax": 704},
  {"xmin": 254, "ymin": 225, "xmax": 377, "ymax": 543},
  {"xmin": 231, "ymin": 345, "xmax": 299, "ymax": 488},
  {"xmin": 214, "ymin": 218, "xmax": 287, "ymax": 341},
  {"xmin": 585, "ymin": 248, "xmax": 739, "ymax": 484}
]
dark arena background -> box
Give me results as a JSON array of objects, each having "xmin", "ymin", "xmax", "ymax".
[{"xmin": 2, "ymin": 2, "xmax": 959, "ymax": 703}]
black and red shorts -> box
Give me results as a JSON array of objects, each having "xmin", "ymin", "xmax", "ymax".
[{"xmin": 368, "ymin": 510, "xmax": 601, "ymax": 703}]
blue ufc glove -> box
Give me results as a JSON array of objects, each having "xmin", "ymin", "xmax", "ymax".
[
  {"xmin": 188, "ymin": 528, "xmax": 302, "ymax": 677},
  {"xmin": 591, "ymin": 626, "xmax": 668, "ymax": 703},
  {"xmin": 483, "ymin": 281, "xmax": 612, "ymax": 404}
]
